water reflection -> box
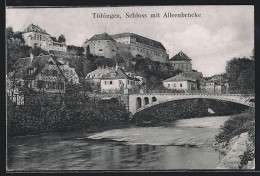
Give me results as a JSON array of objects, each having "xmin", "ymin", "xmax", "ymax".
[{"xmin": 7, "ymin": 116, "xmax": 228, "ymax": 170}]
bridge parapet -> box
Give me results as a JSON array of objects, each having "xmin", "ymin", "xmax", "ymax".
[{"xmin": 129, "ymin": 93, "xmax": 254, "ymax": 115}]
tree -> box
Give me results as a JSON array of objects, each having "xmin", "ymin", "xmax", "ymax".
[
  {"xmin": 7, "ymin": 27, "xmax": 30, "ymax": 72},
  {"xmin": 226, "ymin": 56, "xmax": 254, "ymax": 93},
  {"xmin": 58, "ymin": 34, "xmax": 66, "ymax": 43}
]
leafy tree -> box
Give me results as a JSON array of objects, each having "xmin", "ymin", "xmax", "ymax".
[
  {"xmin": 58, "ymin": 34, "xmax": 66, "ymax": 43},
  {"xmin": 226, "ymin": 55, "xmax": 254, "ymax": 93},
  {"xmin": 7, "ymin": 27, "xmax": 30, "ymax": 72}
]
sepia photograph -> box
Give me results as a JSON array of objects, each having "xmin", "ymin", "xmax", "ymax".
[{"xmin": 6, "ymin": 5, "xmax": 255, "ymax": 171}]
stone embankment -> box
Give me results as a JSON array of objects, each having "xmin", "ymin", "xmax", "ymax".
[{"xmin": 213, "ymin": 132, "xmax": 255, "ymax": 169}]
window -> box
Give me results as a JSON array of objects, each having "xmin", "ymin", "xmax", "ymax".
[
  {"xmin": 110, "ymin": 81, "xmax": 113, "ymax": 85},
  {"xmin": 128, "ymin": 80, "xmax": 130, "ymax": 84},
  {"xmin": 52, "ymin": 70, "xmax": 58, "ymax": 76},
  {"xmin": 119, "ymin": 80, "xmax": 122, "ymax": 84},
  {"xmin": 168, "ymin": 84, "xmax": 170, "ymax": 87},
  {"xmin": 104, "ymin": 81, "xmax": 107, "ymax": 85},
  {"xmin": 174, "ymin": 83, "xmax": 176, "ymax": 87},
  {"xmin": 180, "ymin": 83, "xmax": 183, "ymax": 87},
  {"xmin": 99, "ymin": 49, "xmax": 103, "ymax": 51}
]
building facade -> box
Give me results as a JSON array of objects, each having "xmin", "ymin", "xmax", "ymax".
[
  {"xmin": 82, "ymin": 33, "xmax": 117, "ymax": 59},
  {"xmin": 100, "ymin": 68, "xmax": 137, "ymax": 93},
  {"xmin": 111, "ymin": 32, "xmax": 169, "ymax": 63},
  {"xmin": 169, "ymin": 51, "xmax": 192, "ymax": 73},
  {"xmin": 8, "ymin": 53, "xmax": 79, "ymax": 95},
  {"xmin": 22, "ymin": 23, "xmax": 67, "ymax": 52},
  {"xmin": 163, "ymin": 74, "xmax": 197, "ymax": 91},
  {"xmin": 83, "ymin": 32, "xmax": 169, "ymax": 63}
]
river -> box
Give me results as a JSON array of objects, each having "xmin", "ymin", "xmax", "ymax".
[{"xmin": 7, "ymin": 116, "xmax": 229, "ymax": 170}]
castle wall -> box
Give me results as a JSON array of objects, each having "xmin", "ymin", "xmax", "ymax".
[{"xmin": 84, "ymin": 40, "xmax": 117, "ymax": 58}]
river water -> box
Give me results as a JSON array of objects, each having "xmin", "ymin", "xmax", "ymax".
[{"xmin": 7, "ymin": 116, "xmax": 229, "ymax": 171}]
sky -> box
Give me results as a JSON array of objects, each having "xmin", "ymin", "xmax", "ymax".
[{"xmin": 6, "ymin": 6, "xmax": 254, "ymax": 77}]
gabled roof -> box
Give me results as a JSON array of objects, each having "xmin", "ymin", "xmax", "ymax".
[
  {"xmin": 22, "ymin": 23, "xmax": 49, "ymax": 34},
  {"xmin": 170, "ymin": 51, "xmax": 192, "ymax": 61},
  {"xmin": 11, "ymin": 55, "xmax": 65, "ymax": 80},
  {"xmin": 50, "ymin": 37, "xmax": 58, "ymax": 42},
  {"xmin": 101, "ymin": 68, "xmax": 134, "ymax": 80},
  {"xmin": 163, "ymin": 75, "xmax": 196, "ymax": 82},
  {"xmin": 86, "ymin": 68, "xmax": 115, "ymax": 76},
  {"xmin": 111, "ymin": 32, "xmax": 166, "ymax": 51},
  {"xmin": 88, "ymin": 33, "xmax": 115, "ymax": 41}
]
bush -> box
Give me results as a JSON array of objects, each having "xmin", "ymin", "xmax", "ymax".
[{"xmin": 215, "ymin": 108, "xmax": 255, "ymax": 143}]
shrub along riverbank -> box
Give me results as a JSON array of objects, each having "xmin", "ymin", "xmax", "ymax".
[
  {"xmin": 7, "ymin": 96, "xmax": 130, "ymax": 137},
  {"xmin": 214, "ymin": 108, "xmax": 255, "ymax": 169}
]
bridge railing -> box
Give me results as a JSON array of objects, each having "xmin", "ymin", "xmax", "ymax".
[{"xmin": 143, "ymin": 89, "xmax": 255, "ymax": 95}]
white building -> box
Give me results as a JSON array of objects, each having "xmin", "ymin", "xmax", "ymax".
[
  {"xmin": 22, "ymin": 23, "xmax": 67, "ymax": 52},
  {"xmin": 163, "ymin": 74, "xmax": 197, "ymax": 91},
  {"xmin": 100, "ymin": 68, "xmax": 136, "ymax": 93}
]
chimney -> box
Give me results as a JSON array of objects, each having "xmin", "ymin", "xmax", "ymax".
[
  {"xmin": 115, "ymin": 60, "xmax": 119, "ymax": 70},
  {"xmin": 30, "ymin": 50, "xmax": 34, "ymax": 62}
]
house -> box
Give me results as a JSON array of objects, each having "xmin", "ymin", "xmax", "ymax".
[
  {"xmin": 100, "ymin": 68, "xmax": 137, "ymax": 93},
  {"xmin": 22, "ymin": 23, "xmax": 67, "ymax": 52},
  {"xmin": 85, "ymin": 67, "xmax": 116, "ymax": 89},
  {"xmin": 135, "ymin": 76, "xmax": 146, "ymax": 85},
  {"xmin": 162, "ymin": 74, "xmax": 197, "ymax": 91},
  {"xmin": 169, "ymin": 51, "xmax": 193, "ymax": 73},
  {"xmin": 8, "ymin": 53, "xmax": 79, "ymax": 95},
  {"xmin": 204, "ymin": 81, "xmax": 227, "ymax": 94}
]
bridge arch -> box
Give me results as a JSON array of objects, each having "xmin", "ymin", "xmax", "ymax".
[
  {"xmin": 152, "ymin": 97, "xmax": 157, "ymax": 102},
  {"xmin": 144, "ymin": 97, "xmax": 149, "ymax": 105},
  {"xmin": 129, "ymin": 93, "xmax": 254, "ymax": 115},
  {"xmin": 136, "ymin": 97, "xmax": 142, "ymax": 109},
  {"xmin": 134, "ymin": 98, "xmax": 252, "ymax": 116}
]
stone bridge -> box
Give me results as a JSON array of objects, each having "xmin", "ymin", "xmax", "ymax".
[{"xmin": 128, "ymin": 93, "xmax": 255, "ymax": 115}]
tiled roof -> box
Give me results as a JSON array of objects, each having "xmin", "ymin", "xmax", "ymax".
[
  {"xmin": 111, "ymin": 32, "xmax": 166, "ymax": 51},
  {"xmin": 170, "ymin": 51, "xmax": 192, "ymax": 61},
  {"xmin": 87, "ymin": 68, "xmax": 115, "ymax": 76},
  {"xmin": 101, "ymin": 68, "xmax": 134, "ymax": 80},
  {"xmin": 22, "ymin": 23, "xmax": 48, "ymax": 34},
  {"xmin": 88, "ymin": 33, "xmax": 115, "ymax": 41},
  {"xmin": 11, "ymin": 55, "xmax": 64, "ymax": 80},
  {"xmin": 163, "ymin": 75, "xmax": 196, "ymax": 82}
]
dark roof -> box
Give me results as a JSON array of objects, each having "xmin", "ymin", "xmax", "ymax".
[
  {"xmin": 22, "ymin": 23, "xmax": 48, "ymax": 34},
  {"xmin": 111, "ymin": 32, "xmax": 166, "ymax": 51},
  {"xmin": 163, "ymin": 75, "xmax": 196, "ymax": 82},
  {"xmin": 11, "ymin": 55, "xmax": 63, "ymax": 80},
  {"xmin": 50, "ymin": 37, "xmax": 58, "ymax": 42},
  {"xmin": 170, "ymin": 51, "xmax": 192, "ymax": 61},
  {"xmin": 88, "ymin": 33, "xmax": 115, "ymax": 41},
  {"xmin": 101, "ymin": 68, "xmax": 134, "ymax": 80}
]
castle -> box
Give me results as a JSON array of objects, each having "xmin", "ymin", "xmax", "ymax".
[
  {"xmin": 22, "ymin": 24, "xmax": 67, "ymax": 52},
  {"xmin": 82, "ymin": 32, "xmax": 169, "ymax": 63}
]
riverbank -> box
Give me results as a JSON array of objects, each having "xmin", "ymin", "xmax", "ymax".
[
  {"xmin": 213, "ymin": 108, "xmax": 255, "ymax": 169},
  {"xmin": 7, "ymin": 98, "xmax": 250, "ymax": 138}
]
